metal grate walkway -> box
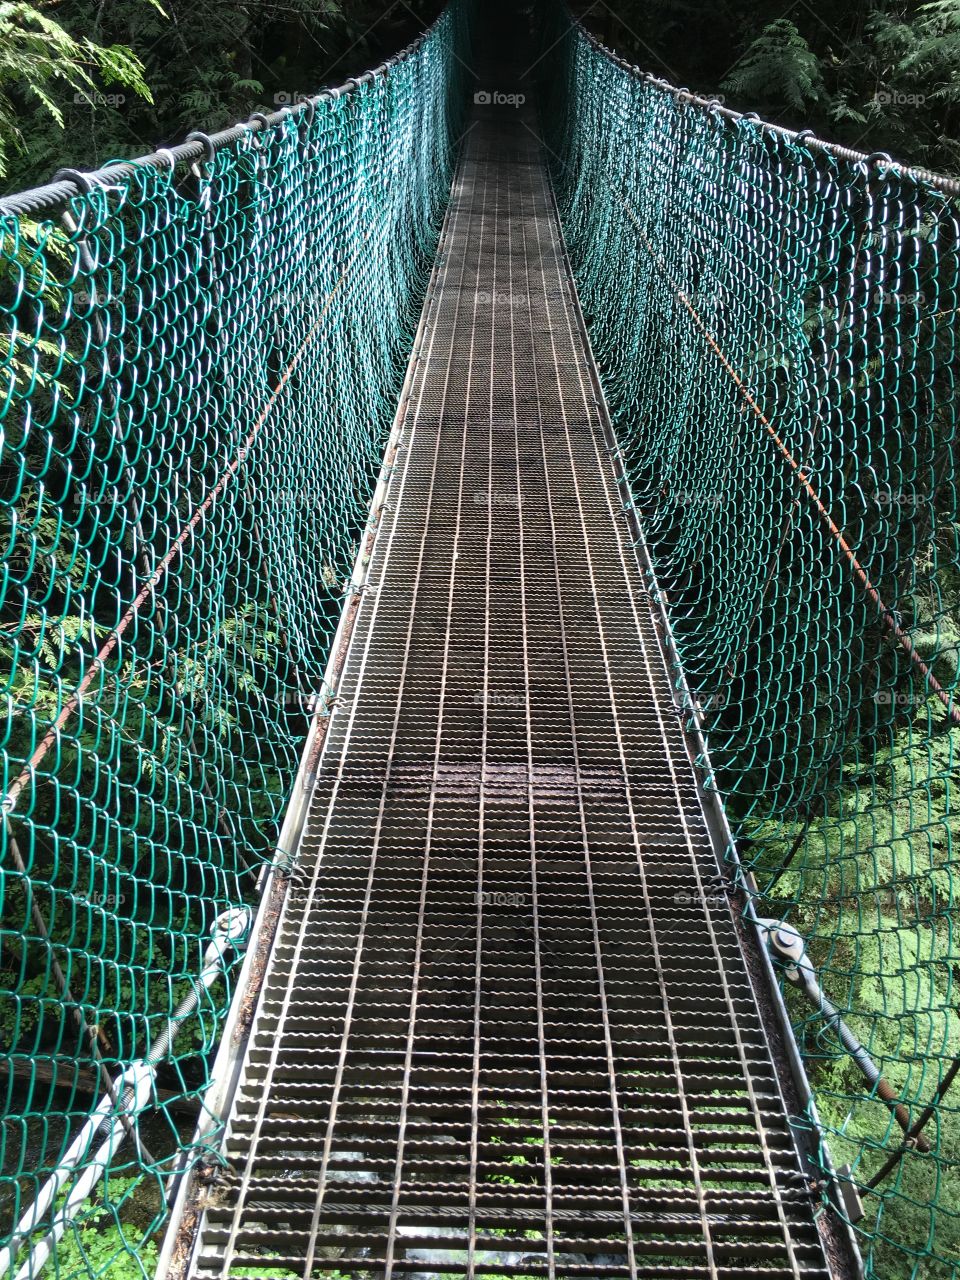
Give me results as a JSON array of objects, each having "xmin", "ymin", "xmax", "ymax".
[{"xmin": 183, "ymin": 40, "xmax": 836, "ymax": 1280}]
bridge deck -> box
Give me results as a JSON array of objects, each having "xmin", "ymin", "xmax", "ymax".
[{"xmin": 186, "ymin": 66, "xmax": 833, "ymax": 1280}]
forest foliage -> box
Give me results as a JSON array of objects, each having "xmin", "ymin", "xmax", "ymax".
[
  {"xmin": 0, "ymin": 0, "xmax": 441, "ymax": 194},
  {"xmin": 577, "ymin": 0, "xmax": 960, "ymax": 174},
  {"xmin": 2, "ymin": 0, "xmax": 959, "ymax": 192}
]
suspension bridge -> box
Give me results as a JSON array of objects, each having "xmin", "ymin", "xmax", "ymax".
[{"xmin": 1, "ymin": 1, "xmax": 959, "ymax": 1278}]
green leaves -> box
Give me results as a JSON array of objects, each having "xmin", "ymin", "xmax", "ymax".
[
  {"xmin": 86, "ymin": 42, "xmax": 153, "ymax": 101},
  {"xmin": 720, "ymin": 19, "xmax": 824, "ymax": 116},
  {"xmin": 0, "ymin": 2, "xmax": 153, "ymax": 177}
]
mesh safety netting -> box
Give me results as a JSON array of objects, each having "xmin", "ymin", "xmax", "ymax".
[
  {"xmin": 0, "ymin": 5, "xmax": 469, "ymax": 1274},
  {"xmin": 538, "ymin": 6, "xmax": 960, "ymax": 1278}
]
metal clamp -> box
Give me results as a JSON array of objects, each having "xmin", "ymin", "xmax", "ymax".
[
  {"xmin": 761, "ymin": 919, "xmax": 932, "ymax": 1154},
  {"xmin": 186, "ymin": 131, "xmax": 216, "ymax": 164},
  {"xmin": 52, "ymin": 167, "xmax": 95, "ymax": 194},
  {"xmin": 865, "ymin": 150, "xmax": 894, "ymax": 173}
]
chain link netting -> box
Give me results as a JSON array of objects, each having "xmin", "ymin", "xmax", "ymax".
[
  {"xmin": 4, "ymin": 0, "xmax": 960, "ymax": 1275},
  {"xmin": 538, "ymin": 6, "xmax": 960, "ymax": 1278},
  {"xmin": 0, "ymin": 5, "xmax": 469, "ymax": 1274}
]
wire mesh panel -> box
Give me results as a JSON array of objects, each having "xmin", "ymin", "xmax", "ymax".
[
  {"xmin": 0, "ymin": 9, "xmax": 469, "ymax": 1276},
  {"xmin": 536, "ymin": 6, "xmax": 960, "ymax": 1278}
]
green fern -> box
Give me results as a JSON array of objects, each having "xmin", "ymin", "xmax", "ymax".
[
  {"xmin": 0, "ymin": 0, "xmax": 157, "ymax": 177},
  {"xmin": 721, "ymin": 19, "xmax": 824, "ymax": 114}
]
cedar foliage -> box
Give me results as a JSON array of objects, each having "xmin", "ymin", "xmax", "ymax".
[
  {"xmin": 580, "ymin": 0, "xmax": 960, "ymax": 173},
  {"xmin": 0, "ymin": 0, "xmax": 440, "ymax": 193}
]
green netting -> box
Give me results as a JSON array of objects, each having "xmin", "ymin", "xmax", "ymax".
[
  {"xmin": 538, "ymin": 6, "xmax": 960, "ymax": 1278},
  {"xmin": 0, "ymin": 4, "xmax": 469, "ymax": 1274}
]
